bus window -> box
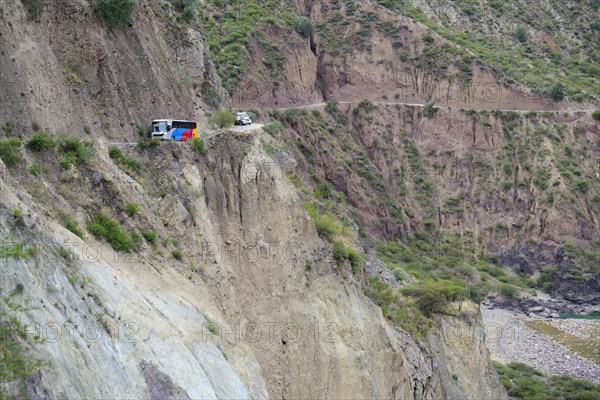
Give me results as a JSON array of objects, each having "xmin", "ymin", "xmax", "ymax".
[{"xmin": 172, "ymin": 121, "xmax": 196, "ymax": 129}]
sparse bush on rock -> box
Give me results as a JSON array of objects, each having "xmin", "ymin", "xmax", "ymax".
[{"xmin": 96, "ymin": 0, "xmax": 136, "ymax": 29}]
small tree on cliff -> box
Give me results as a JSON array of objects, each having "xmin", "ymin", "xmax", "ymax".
[
  {"xmin": 295, "ymin": 16, "xmax": 314, "ymax": 38},
  {"xmin": 210, "ymin": 110, "xmax": 236, "ymax": 129},
  {"xmin": 96, "ymin": 0, "xmax": 137, "ymax": 29}
]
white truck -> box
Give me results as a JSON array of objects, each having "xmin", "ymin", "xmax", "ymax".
[{"xmin": 235, "ymin": 112, "xmax": 252, "ymax": 126}]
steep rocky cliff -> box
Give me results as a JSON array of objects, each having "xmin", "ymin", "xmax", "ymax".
[{"xmin": 0, "ymin": 134, "xmax": 506, "ymax": 398}]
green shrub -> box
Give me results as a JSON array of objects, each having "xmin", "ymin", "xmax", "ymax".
[
  {"xmin": 422, "ymin": 33, "xmax": 434, "ymax": 44},
  {"xmin": 137, "ymin": 138, "xmax": 160, "ymax": 150},
  {"xmin": 346, "ymin": 247, "xmax": 362, "ymax": 273},
  {"xmin": 130, "ymin": 231, "xmax": 142, "ymax": 249},
  {"xmin": 353, "ymin": 99, "xmax": 375, "ymax": 115},
  {"xmin": 142, "ymin": 230, "xmax": 157, "ymax": 243},
  {"xmin": 31, "ymin": 122, "xmax": 41, "ymax": 132},
  {"xmin": 206, "ymin": 321, "xmax": 219, "ymax": 334},
  {"xmin": 108, "ymin": 146, "xmax": 140, "ymax": 172},
  {"xmin": 60, "ymin": 212, "xmax": 84, "ymax": 238},
  {"xmin": 60, "ymin": 153, "xmax": 77, "ymax": 169},
  {"xmin": 0, "ymin": 291, "xmax": 47, "ymax": 399},
  {"xmin": 58, "ymin": 136, "xmax": 91, "ymax": 167},
  {"xmin": 96, "ymin": 0, "xmax": 137, "ymax": 29},
  {"xmin": 314, "ymin": 219, "xmax": 336, "ymax": 241},
  {"xmin": 365, "ymin": 277, "xmax": 430, "ymax": 337},
  {"xmin": 190, "ymin": 138, "xmax": 207, "ymax": 156},
  {"xmin": 401, "ymin": 280, "xmax": 465, "ymax": 316},
  {"xmin": 499, "ymin": 283, "xmax": 518, "ymax": 298},
  {"xmin": 332, "ymin": 242, "xmax": 348, "ymax": 262},
  {"xmin": 284, "ymin": 108, "xmax": 301, "ymax": 124},
  {"xmin": 576, "ymin": 180, "xmax": 589, "ymax": 193},
  {"xmin": 209, "ymin": 109, "xmax": 235, "ymax": 129},
  {"xmin": 0, "ymin": 139, "xmax": 23, "ymax": 165},
  {"xmin": 29, "ymin": 163, "xmax": 41, "ymax": 175},
  {"xmin": 533, "ymin": 166, "xmax": 550, "ymax": 190},
  {"xmin": 295, "ymin": 16, "xmax": 314, "ymax": 38},
  {"xmin": 0, "ymin": 241, "xmax": 36, "ymax": 260},
  {"xmin": 136, "ymin": 124, "xmax": 151, "ymax": 137},
  {"xmin": 27, "ymin": 131, "xmax": 55, "ymax": 151},
  {"xmin": 515, "ymin": 25, "xmax": 527, "ymax": 42},
  {"xmin": 325, "ymin": 100, "xmax": 339, "ymax": 115},
  {"xmin": 172, "ymin": 250, "xmax": 183, "ymax": 261},
  {"xmin": 551, "ymin": 82, "xmax": 564, "ymax": 101},
  {"xmin": 87, "ymin": 213, "xmax": 133, "ymax": 251},
  {"xmin": 263, "ymin": 120, "xmax": 283, "ymax": 136},
  {"xmin": 593, "ymin": 109, "xmax": 600, "ymax": 121},
  {"xmin": 2, "ymin": 122, "xmax": 15, "ymax": 135},
  {"xmin": 13, "ymin": 208, "xmax": 23, "ymax": 226},
  {"xmin": 169, "ymin": 0, "xmax": 197, "ymax": 23},
  {"xmin": 58, "ymin": 247, "xmax": 70, "ymax": 258},
  {"xmin": 423, "ymin": 102, "xmax": 438, "ymax": 118},
  {"xmin": 124, "ymin": 202, "xmax": 139, "ymax": 217}
]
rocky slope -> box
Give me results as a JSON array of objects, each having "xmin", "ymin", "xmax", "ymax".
[
  {"xmin": 0, "ymin": 1, "xmax": 509, "ymax": 399},
  {"xmin": 272, "ymin": 102, "xmax": 599, "ymax": 303},
  {"xmin": 230, "ymin": 0, "xmax": 559, "ymax": 109},
  {"xmin": 0, "ymin": 133, "xmax": 506, "ymax": 398},
  {"xmin": 482, "ymin": 307, "xmax": 600, "ymax": 384}
]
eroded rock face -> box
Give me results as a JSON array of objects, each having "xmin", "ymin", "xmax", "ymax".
[
  {"xmin": 0, "ymin": 134, "xmax": 506, "ymax": 399},
  {"xmin": 430, "ymin": 313, "xmax": 508, "ymax": 400},
  {"xmin": 232, "ymin": 0, "xmax": 555, "ymax": 110},
  {"xmin": 0, "ymin": 0, "xmax": 225, "ymax": 138}
]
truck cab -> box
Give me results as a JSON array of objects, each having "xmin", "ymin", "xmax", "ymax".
[{"xmin": 235, "ymin": 112, "xmax": 252, "ymax": 126}]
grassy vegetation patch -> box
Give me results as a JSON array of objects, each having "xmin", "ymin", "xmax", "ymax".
[
  {"xmin": 494, "ymin": 361, "xmax": 600, "ymax": 400},
  {"xmin": 189, "ymin": 138, "xmax": 207, "ymax": 157},
  {"xmin": 87, "ymin": 212, "xmax": 135, "ymax": 251},
  {"xmin": 96, "ymin": 0, "xmax": 137, "ymax": 29},
  {"xmin": 0, "ymin": 139, "xmax": 23, "ymax": 166},
  {"xmin": 26, "ymin": 131, "xmax": 55, "ymax": 152},
  {"xmin": 1, "ymin": 288, "xmax": 48, "ymax": 399},
  {"xmin": 364, "ymin": 276, "xmax": 431, "ymax": 338},
  {"xmin": 332, "ymin": 241, "xmax": 362, "ymax": 273},
  {"xmin": 58, "ymin": 136, "xmax": 91, "ymax": 168},
  {"xmin": 60, "ymin": 212, "xmax": 84, "ymax": 239},
  {"xmin": 108, "ymin": 146, "xmax": 140, "ymax": 173},
  {"xmin": 0, "ymin": 242, "xmax": 36, "ymax": 260},
  {"xmin": 303, "ymin": 202, "xmax": 345, "ymax": 242}
]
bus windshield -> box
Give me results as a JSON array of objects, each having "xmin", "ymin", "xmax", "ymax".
[{"xmin": 153, "ymin": 121, "xmax": 167, "ymax": 133}]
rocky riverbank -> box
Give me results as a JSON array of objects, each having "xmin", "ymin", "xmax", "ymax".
[
  {"xmin": 486, "ymin": 295, "xmax": 600, "ymax": 318},
  {"xmin": 482, "ymin": 307, "xmax": 600, "ymax": 384}
]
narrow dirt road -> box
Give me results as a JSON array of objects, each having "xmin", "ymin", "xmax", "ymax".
[
  {"xmin": 275, "ymin": 100, "xmax": 597, "ymax": 113},
  {"xmin": 230, "ymin": 123, "xmax": 264, "ymax": 132}
]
